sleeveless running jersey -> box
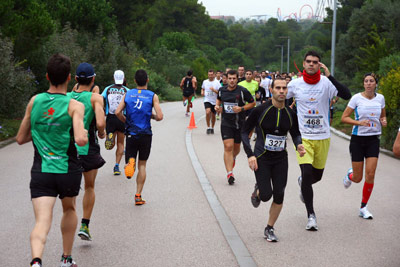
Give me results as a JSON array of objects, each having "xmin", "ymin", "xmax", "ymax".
[
  {"xmin": 102, "ymin": 84, "xmax": 129, "ymax": 115},
  {"xmin": 125, "ymin": 89, "xmax": 155, "ymax": 135},
  {"xmin": 30, "ymin": 93, "xmax": 80, "ymax": 174},
  {"xmin": 183, "ymin": 77, "xmax": 194, "ymax": 91},
  {"xmin": 68, "ymin": 91, "xmax": 100, "ymax": 155}
]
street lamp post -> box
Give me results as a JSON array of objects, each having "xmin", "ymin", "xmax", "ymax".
[
  {"xmin": 279, "ymin": 36, "xmax": 290, "ymax": 73},
  {"xmin": 275, "ymin": 45, "xmax": 283, "ymax": 73},
  {"xmin": 331, "ymin": 0, "xmax": 337, "ymax": 76}
]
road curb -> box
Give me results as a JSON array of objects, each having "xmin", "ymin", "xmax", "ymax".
[
  {"xmin": 0, "ymin": 137, "xmax": 16, "ymax": 149},
  {"xmin": 330, "ymin": 127, "xmax": 397, "ymax": 159}
]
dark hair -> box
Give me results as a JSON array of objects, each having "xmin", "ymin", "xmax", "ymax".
[
  {"xmin": 222, "ymin": 73, "xmax": 228, "ymax": 77},
  {"xmin": 364, "ymin": 72, "xmax": 378, "ymax": 83},
  {"xmin": 208, "ymin": 69, "xmax": 215, "ymax": 73},
  {"xmin": 135, "ymin": 69, "xmax": 148, "ymax": 86},
  {"xmin": 227, "ymin": 69, "xmax": 238, "ymax": 78},
  {"xmin": 304, "ymin": 50, "xmax": 321, "ymax": 61},
  {"xmin": 47, "ymin": 53, "xmax": 71, "ymax": 86},
  {"xmin": 245, "ymin": 70, "xmax": 253, "ymax": 74},
  {"xmin": 76, "ymin": 77, "xmax": 93, "ymax": 85},
  {"xmin": 187, "ymin": 70, "xmax": 193, "ymax": 76},
  {"xmin": 238, "ymin": 65, "xmax": 245, "ymax": 69},
  {"xmin": 271, "ymin": 78, "xmax": 286, "ymax": 89},
  {"xmin": 217, "ymin": 70, "xmax": 222, "ymax": 73}
]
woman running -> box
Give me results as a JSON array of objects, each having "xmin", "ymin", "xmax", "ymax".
[{"xmin": 341, "ymin": 73, "xmax": 386, "ymax": 219}]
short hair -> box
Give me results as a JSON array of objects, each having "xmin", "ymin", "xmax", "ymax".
[
  {"xmin": 222, "ymin": 73, "xmax": 228, "ymax": 77},
  {"xmin": 208, "ymin": 69, "xmax": 215, "ymax": 73},
  {"xmin": 227, "ymin": 69, "xmax": 238, "ymax": 78},
  {"xmin": 187, "ymin": 70, "xmax": 193, "ymax": 76},
  {"xmin": 304, "ymin": 50, "xmax": 321, "ymax": 61},
  {"xmin": 245, "ymin": 70, "xmax": 253, "ymax": 74},
  {"xmin": 135, "ymin": 69, "xmax": 148, "ymax": 86},
  {"xmin": 47, "ymin": 53, "xmax": 71, "ymax": 86},
  {"xmin": 238, "ymin": 66, "xmax": 245, "ymax": 70},
  {"xmin": 261, "ymin": 71, "xmax": 266, "ymax": 74},
  {"xmin": 217, "ymin": 70, "xmax": 222, "ymax": 73},
  {"xmin": 271, "ymin": 78, "xmax": 286, "ymax": 89},
  {"xmin": 76, "ymin": 77, "xmax": 93, "ymax": 85}
]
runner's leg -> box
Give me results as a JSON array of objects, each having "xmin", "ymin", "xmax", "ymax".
[
  {"xmin": 205, "ymin": 108, "xmax": 211, "ymax": 128},
  {"xmin": 60, "ymin": 196, "xmax": 77, "ymax": 256},
  {"xmin": 82, "ymin": 169, "xmax": 97, "ymax": 220},
  {"xmin": 136, "ymin": 160, "xmax": 147, "ymax": 195},
  {"xmin": 351, "ymin": 161, "xmax": 364, "ymax": 183},
  {"xmin": 116, "ymin": 131, "xmax": 125, "ymax": 165},
  {"xmin": 223, "ymin": 139, "xmax": 235, "ymax": 173}
]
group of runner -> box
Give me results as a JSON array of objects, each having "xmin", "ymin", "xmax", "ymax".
[
  {"xmin": 189, "ymin": 50, "xmax": 397, "ymax": 242},
  {"xmin": 17, "ymin": 54, "xmax": 163, "ymax": 267}
]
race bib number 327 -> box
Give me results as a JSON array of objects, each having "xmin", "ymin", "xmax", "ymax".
[{"xmin": 265, "ymin": 134, "xmax": 286, "ymax": 151}]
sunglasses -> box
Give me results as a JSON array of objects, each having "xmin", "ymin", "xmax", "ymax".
[{"xmin": 305, "ymin": 60, "xmax": 319, "ymax": 64}]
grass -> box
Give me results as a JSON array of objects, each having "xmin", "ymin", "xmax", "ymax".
[{"xmin": 0, "ymin": 117, "xmax": 21, "ymax": 141}]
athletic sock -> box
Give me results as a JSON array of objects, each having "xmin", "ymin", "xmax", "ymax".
[
  {"xmin": 361, "ymin": 182, "xmax": 374, "ymax": 207},
  {"xmin": 82, "ymin": 218, "xmax": 90, "ymax": 227},
  {"xmin": 349, "ymin": 172, "xmax": 353, "ymax": 181},
  {"xmin": 266, "ymin": 225, "xmax": 273, "ymax": 230},
  {"xmin": 227, "ymin": 171, "xmax": 233, "ymax": 176},
  {"xmin": 31, "ymin": 258, "xmax": 42, "ymax": 266}
]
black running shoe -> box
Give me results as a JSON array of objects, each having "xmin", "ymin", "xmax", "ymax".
[
  {"xmin": 210, "ymin": 128, "xmax": 214, "ymax": 134},
  {"xmin": 251, "ymin": 184, "xmax": 261, "ymax": 208},
  {"xmin": 264, "ymin": 227, "xmax": 278, "ymax": 242},
  {"xmin": 227, "ymin": 173, "xmax": 235, "ymax": 185},
  {"xmin": 206, "ymin": 129, "xmax": 211, "ymax": 135}
]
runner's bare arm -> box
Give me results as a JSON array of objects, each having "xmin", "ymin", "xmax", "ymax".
[
  {"xmin": 92, "ymin": 93, "xmax": 106, "ymax": 138},
  {"xmin": 180, "ymin": 78, "xmax": 185, "ymax": 90},
  {"xmin": 115, "ymin": 95, "xmax": 126, "ymax": 123},
  {"xmin": 379, "ymin": 108, "xmax": 387, "ymax": 127},
  {"xmin": 69, "ymin": 99, "xmax": 88, "ymax": 147},
  {"xmin": 16, "ymin": 96, "xmax": 35, "ymax": 145},
  {"xmin": 152, "ymin": 94, "xmax": 163, "ymax": 121},
  {"xmin": 393, "ymin": 130, "xmax": 400, "ymax": 158},
  {"xmin": 341, "ymin": 106, "xmax": 369, "ymax": 126},
  {"xmin": 192, "ymin": 76, "xmax": 197, "ymax": 88},
  {"xmin": 92, "ymin": 85, "xmax": 100, "ymax": 94},
  {"xmin": 215, "ymin": 99, "xmax": 221, "ymax": 112}
]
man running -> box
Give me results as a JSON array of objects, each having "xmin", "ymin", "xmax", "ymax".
[
  {"xmin": 68, "ymin": 62, "xmax": 106, "ymax": 242},
  {"xmin": 287, "ymin": 50, "xmax": 351, "ymax": 230},
  {"xmin": 238, "ymin": 70, "xmax": 259, "ymax": 107},
  {"xmin": 16, "ymin": 53, "xmax": 88, "ymax": 267},
  {"xmin": 180, "ymin": 70, "xmax": 197, "ymax": 117},
  {"xmin": 102, "ymin": 70, "xmax": 129, "ymax": 175},
  {"xmin": 201, "ymin": 69, "xmax": 221, "ymax": 134},
  {"xmin": 115, "ymin": 69, "xmax": 163, "ymax": 205},
  {"xmin": 215, "ymin": 70, "xmax": 255, "ymax": 185},
  {"xmin": 238, "ymin": 65, "xmax": 246, "ymax": 82},
  {"xmin": 242, "ymin": 78, "xmax": 305, "ymax": 242}
]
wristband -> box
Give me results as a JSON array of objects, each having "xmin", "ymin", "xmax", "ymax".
[{"xmin": 241, "ymin": 107, "xmax": 245, "ymax": 112}]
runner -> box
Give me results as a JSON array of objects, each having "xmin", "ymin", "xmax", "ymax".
[
  {"xmin": 242, "ymin": 78, "xmax": 305, "ymax": 242},
  {"xmin": 180, "ymin": 70, "xmax": 197, "ymax": 117},
  {"xmin": 102, "ymin": 70, "xmax": 129, "ymax": 175},
  {"xmin": 68, "ymin": 62, "xmax": 106, "ymax": 241},
  {"xmin": 287, "ymin": 50, "xmax": 351, "ymax": 230},
  {"xmin": 215, "ymin": 70, "xmax": 255, "ymax": 185},
  {"xmin": 115, "ymin": 69, "xmax": 163, "ymax": 205},
  {"xmin": 216, "ymin": 70, "xmax": 223, "ymax": 85},
  {"xmin": 393, "ymin": 128, "xmax": 400, "ymax": 157},
  {"xmin": 254, "ymin": 75, "xmax": 268, "ymax": 106},
  {"xmin": 341, "ymin": 73, "xmax": 386, "ymax": 219},
  {"xmin": 16, "ymin": 53, "xmax": 87, "ymax": 267},
  {"xmin": 238, "ymin": 65, "xmax": 246, "ymax": 82},
  {"xmin": 238, "ymin": 70, "xmax": 259, "ymax": 105},
  {"xmin": 201, "ymin": 69, "xmax": 221, "ymax": 134}
]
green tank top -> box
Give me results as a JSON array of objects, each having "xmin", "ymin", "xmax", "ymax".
[
  {"xmin": 31, "ymin": 93, "xmax": 76, "ymax": 173},
  {"xmin": 68, "ymin": 91, "xmax": 94, "ymax": 155}
]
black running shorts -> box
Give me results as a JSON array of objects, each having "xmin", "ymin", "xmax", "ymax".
[
  {"xmin": 106, "ymin": 114, "xmax": 125, "ymax": 134},
  {"xmin": 204, "ymin": 102, "xmax": 216, "ymax": 114},
  {"xmin": 79, "ymin": 153, "xmax": 106, "ymax": 172},
  {"xmin": 125, "ymin": 134, "xmax": 152, "ymax": 162},
  {"xmin": 30, "ymin": 172, "xmax": 82, "ymax": 199},
  {"xmin": 183, "ymin": 90, "xmax": 194, "ymax": 98},
  {"xmin": 221, "ymin": 125, "xmax": 241, "ymax": 143},
  {"xmin": 349, "ymin": 135, "xmax": 380, "ymax": 162}
]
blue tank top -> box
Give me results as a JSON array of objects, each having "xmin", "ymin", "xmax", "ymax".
[{"xmin": 125, "ymin": 88, "xmax": 154, "ymax": 135}]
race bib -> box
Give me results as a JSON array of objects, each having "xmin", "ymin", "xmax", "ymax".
[
  {"xmin": 265, "ymin": 134, "xmax": 286, "ymax": 151},
  {"xmin": 303, "ymin": 115, "xmax": 324, "ymax": 129},
  {"xmin": 224, "ymin": 102, "xmax": 238, "ymax": 113},
  {"xmin": 206, "ymin": 91, "xmax": 214, "ymax": 97}
]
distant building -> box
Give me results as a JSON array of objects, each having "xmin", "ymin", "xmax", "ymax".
[{"xmin": 210, "ymin": 16, "xmax": 235, "ymax": 23}]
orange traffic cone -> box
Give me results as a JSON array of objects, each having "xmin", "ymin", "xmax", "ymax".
[{"xmin": 187, "ymin": 112, "xmax": 197, "ymax": 129}]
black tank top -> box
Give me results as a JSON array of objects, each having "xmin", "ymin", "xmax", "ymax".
[{"xmin": 184, "ymin": 77, "xmax": 193, "ymax": 91}]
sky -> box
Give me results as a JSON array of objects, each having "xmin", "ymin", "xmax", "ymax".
[{"xmin": 198, "ymin": 0, "xmax": 330, "ymax": 21}]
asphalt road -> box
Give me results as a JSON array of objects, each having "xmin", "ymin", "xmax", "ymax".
[{"xmin": 1, "ymin": 98, "xmax": 399, "ymax": 267}]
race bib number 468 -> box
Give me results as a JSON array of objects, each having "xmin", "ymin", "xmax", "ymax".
[
  {"xmin": 265, "ymin": 134, "xmax": 286, "ymax": 151},
  {"xmin": 303, "ymin": 115, "xmax": 324, "ymax": 129}
]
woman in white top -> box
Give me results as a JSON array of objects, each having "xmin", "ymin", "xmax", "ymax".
[{"xmin": 341, "ymin": 73, "xmax": 387, "ymax": 219}]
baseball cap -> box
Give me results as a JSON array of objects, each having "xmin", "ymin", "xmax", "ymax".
[
  {"xmin": 265, "ymin": 70, "xmax": 269, "ymax": 73},
  {"xmin": 76, "ymin": 63, "xmax": 96, "ymax": 78},
  {"xmin": 114, "ymin": 70, "xmax": 124, "ymax": 84}
]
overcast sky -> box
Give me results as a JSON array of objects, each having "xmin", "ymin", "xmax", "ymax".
[{"xmin": 198, "ymin": 0, "xmax": 330, "ymax": 20}]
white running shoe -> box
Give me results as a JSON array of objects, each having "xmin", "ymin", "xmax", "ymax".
[
  {"xmin": 183, "ymin": 99, "xmax": 188, "ymax": 106},
  {"xmin": 359, "ymin": 206, "xmax": 373, "ymax": 219},
  {"xmin": 343, "ymin": 168, "xmax": 353, "ymax": 189},
  {"xmin": 306, "ymin": 214, "xmax": 318, "ymax": 231}
]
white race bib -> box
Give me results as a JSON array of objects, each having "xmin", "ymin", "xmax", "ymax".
[
  {"xmin": 206, "ymin": 91, "xmax": 214, "ymax": 97},
  {"xmin": 265, "ymin": 134, "xmax": 286, "ymax": 151},
  {"xmin": 303, "ymin": 115, "xmax": 324, "ymax": 129},
  {"xmin": 224, "ymin": 102, "xmax": 238, "ymax": 113}
]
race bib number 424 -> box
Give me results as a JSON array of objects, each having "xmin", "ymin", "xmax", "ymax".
[{"xmin": 265, "ymin": 134, "xmax": 286, "ymax": 151}]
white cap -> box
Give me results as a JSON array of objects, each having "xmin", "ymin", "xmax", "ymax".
[
  {"xmin": 266, "ymin": 70, "xmax": 269, "ymax": 73},
  {"xmin": 114, "ymin": 70, "xmax": 124, "ymax": 84}
]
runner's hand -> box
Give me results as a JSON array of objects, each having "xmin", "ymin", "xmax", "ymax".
[
  {"xmin": 319, "ymin": 62, "xmax": 330, "ymax": 77},
  {"xmin": 297, "ymin": 144, "xmax": 306, "ymax": 157},
  {"xmin": 359, "ymin": 120, "xmax": 370, "ymax": 127},
  {"xmin": 232, "ymin": 106, "xmax": 241, "ymax": 113},
  {"xmin": 215, "ymin": 105, "xmax": 220, "ymax": 112},
  {"xmin": 98, "ymin": 130, "xmax": 106, "ymax": 139},
  {"xmin": 248, "ymin": 156, "xmax": 258, "ymax": 171},
  {"xmin": 380, "ymin": 117, "xmax": 387, "ymax": 127}
]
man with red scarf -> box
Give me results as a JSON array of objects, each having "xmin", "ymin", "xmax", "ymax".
[{"xmin": 287, "ymin": 50, "xmax": 351, "ymax": 231}]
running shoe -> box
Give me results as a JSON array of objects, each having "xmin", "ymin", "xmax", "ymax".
[
  {"xmin": 135, "ymin": 194, "xmax": 146, "ymax": 205},
  {"xmin": 105, "ymin": 132, "xmax": 114, "ymax": 150},
  {"xmin": 125, "ymin": 158, "xmax": 136, "ymax": 179},
  {"xmin": 113, "ymin": 164, "xmax": 121, "ymax": 175},
  {"xmin": 343, "ymin": 168, "xmax": 353, "ymax": 189},
  {"xmin": 306, "ymin": 214, "xmax": 318, "ymax": 231},
  {"xmin": 251, "ymin": 184, "xmax": 261, "ymax": 208},
  {"xmin": 185, "ymin": 112, "xmax": 190, "ymax": 117},
  {"xmin": 206, "ymin": 128, "xmax": 211, "ymax": 134},
  {"xmin": 264, "ymin": 227, "xmax": 278, "ymax": 242},
  {"xmin": 359, "ymin": 206, "xmax": 373, "ymax": 219},
  {"xmin": 298, "ymin": 176, "xmax": 304, "ymax": 203},
  {"xmin": 78, "ymin": 223, "xmax": 92, "ymax": 241},
  {"xmin": 227, "ymin": 173, "xmax": 235, "ymax": 185},
  {"xmin": 183, "ymin": 99, "xmax": 188, "ymax": 106},
  {"xmin": 60, "ymin": 255, "xmax": 77, "ymax": 267},
  {"xmin": 31, "ymin": 261, "xmax": 42, "ymax": 267},
  {"xmin": 210, "ymin": 128, "xmax": 214, "ymax": 134}
]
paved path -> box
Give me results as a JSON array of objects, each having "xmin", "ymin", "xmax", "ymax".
[{"xmin": 1, "ymin": 98, "xmax": 399, "ymax": 266}]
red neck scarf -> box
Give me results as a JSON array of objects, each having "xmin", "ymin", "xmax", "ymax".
[{"xmin": 302, "ymin": 69, "xmax": 321, "ymax": 84}]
